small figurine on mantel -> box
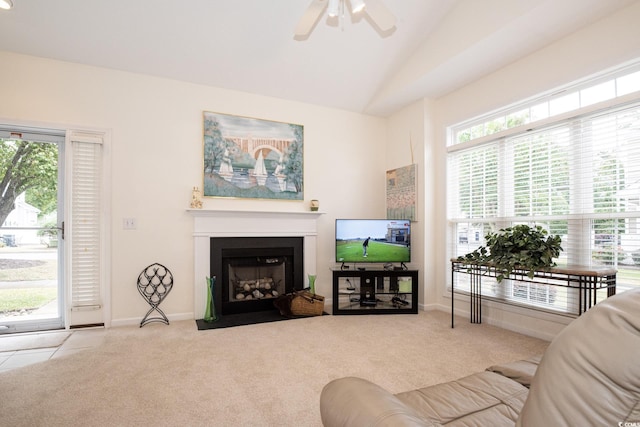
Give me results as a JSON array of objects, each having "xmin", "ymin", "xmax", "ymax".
[{"xmin": 190, "ymin": 186, "xmax": 203, "ymax": 209}]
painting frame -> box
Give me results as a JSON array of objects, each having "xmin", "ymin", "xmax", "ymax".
[
  {"xmin": 202, "ymin": 111, "xmax": 304, "ymax": 200},
  {"xmin": 386, "ymin": 164, "xmax": 417, "ymax": 221}
]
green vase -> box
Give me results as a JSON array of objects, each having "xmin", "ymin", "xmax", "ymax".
[
  {"xmin": 204, "ymin": 276, "xmax": 218, "ymax": 323},
  {"xmin": 308, "ymin": 274, "xmax": 316, "ymax": 294}
]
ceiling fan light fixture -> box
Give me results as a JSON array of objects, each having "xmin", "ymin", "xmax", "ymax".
[
  {"xmin": 0, "ymin": 0, "xmax": 13, "ymax": 10},
  {"xmin": 351, "ymin": 0, "xmax": 365, "ymax": 14},
  {"xmin": 327, "ymin": 0, "xmax": 340, "ymax": 17},
  {"xmin": 294, "ymin": 0, "xmax": 395, "ymax": 39}
]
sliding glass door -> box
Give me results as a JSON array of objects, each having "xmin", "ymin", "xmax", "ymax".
[{"xmin": 0, "ymin": 128, "xmax": 65, "ymax": 333}]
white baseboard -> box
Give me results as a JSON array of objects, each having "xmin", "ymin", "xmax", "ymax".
[
  {"xmin": 110, "ymin": 312, "xmax": 194, "ymax": 328},
  {"xmin": 439, "ymin": 295, "xmax": 572, "ymax": 341}
]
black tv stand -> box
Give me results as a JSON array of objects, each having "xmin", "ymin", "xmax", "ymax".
[
  {"xmin": 340, "ymin": 263, "xmax": 406, "ymax": 271},
  {"xmin": 333, "ymin": 268, "xmax": 418, "ymax": 314}
]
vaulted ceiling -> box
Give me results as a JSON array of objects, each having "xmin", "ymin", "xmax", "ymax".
[{"xmin": 0, "ymin": 0, "xmax": 636, "ymax": 116}]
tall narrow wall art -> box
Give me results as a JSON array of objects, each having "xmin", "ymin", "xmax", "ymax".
[{"xmin": 386, "ymin": 164, "xmax": 417, "ymax": 221}]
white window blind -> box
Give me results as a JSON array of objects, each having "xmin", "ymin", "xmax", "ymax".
[
  {"xmin": 69, "ymin": 135, "xmax": 103, "ymax": 311},
  {"xmin": 448, "ymin": 101, "xmax": 640, "ymax": 315},
  {"xmin": 449, "ymin": 143, "xmax": 499, "ymax": 220}
]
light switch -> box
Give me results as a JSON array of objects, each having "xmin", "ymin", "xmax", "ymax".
[{"xmin": 123, "ymin": 218, "xmax": 137, "ymax": 229}]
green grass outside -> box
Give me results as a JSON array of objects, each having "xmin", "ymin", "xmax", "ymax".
[
  {"xmin": 616, "ymin": 267, "xmax": 640, "ymax": 287},
  {"xmin": 0, "ymin": 287, "xmax": 57, "ymax": 313},
  {"xmin": 0, "ymin": 259, "xmax": 57, "ymax": 281},
  {"xmin": 0, "ymin": 258, "xmax": 57, "ymax": 313},
  {"xmin": 336, "ymin": 240, "xmax": 410, "ymax": 263}
]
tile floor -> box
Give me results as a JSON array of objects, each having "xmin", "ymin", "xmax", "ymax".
[{"xmin": 0, "ymin": 328, "xmax": 106, "ymax": 373}]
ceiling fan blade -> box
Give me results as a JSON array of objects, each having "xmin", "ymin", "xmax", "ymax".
[
  {"xmin": 294, "ymin": 0, "xmax": 328, "ymax": 37},
  {"xmin": 364, "ymin": 0, "xmax": 397, "ymax": 32}
]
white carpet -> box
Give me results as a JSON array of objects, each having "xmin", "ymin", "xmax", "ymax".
[{"xmin": 0, "ymin": 311, "xmax": 549, "ymax": 426}]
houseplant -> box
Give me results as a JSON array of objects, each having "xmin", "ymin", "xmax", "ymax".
[{"xmin": 457, "ymin": 224, "xmax": 563, "ymax": 282}]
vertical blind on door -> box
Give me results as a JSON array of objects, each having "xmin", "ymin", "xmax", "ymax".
[{"xmin": 69, "ymin": 135, "xmax": 103, "ymax": 311}]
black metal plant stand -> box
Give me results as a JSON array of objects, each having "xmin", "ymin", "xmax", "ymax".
[
  {"xmin": 137, "ymin": 263, "xmax": 174, "ymax": 327},
  {"xmin": 450, "ymin": 259, "xmax": 616, "ymax": 328}
]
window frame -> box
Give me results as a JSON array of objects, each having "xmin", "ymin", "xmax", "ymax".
[
  {"xmin": 447, "ymin": 65, "xmax": 640, "ymax": 316},
  {"xmin": 450, "ymin": 60, "xmax": 640, "ymax": 148}
]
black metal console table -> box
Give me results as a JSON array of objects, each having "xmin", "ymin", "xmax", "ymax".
[{"xmin": 450, "ymin": 260, "xmax": 616, "ymax": 328}]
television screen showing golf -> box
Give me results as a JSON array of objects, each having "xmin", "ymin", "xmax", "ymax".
[{"xmin": 335, "ymin": 219, "xmax": 411, "ymax": 263}]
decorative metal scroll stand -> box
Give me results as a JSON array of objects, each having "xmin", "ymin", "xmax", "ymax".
[{"xmin": 137, "ymin": 263, "xmax": 174, "ymax": 327}]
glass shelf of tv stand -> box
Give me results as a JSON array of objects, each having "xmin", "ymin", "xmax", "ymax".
[{"xmin": 332, "ymin": 268, "xmax": 418, "ymax": 314}]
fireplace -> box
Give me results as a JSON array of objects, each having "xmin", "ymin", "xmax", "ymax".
[
  {"xmin": 211, "ymin": 237, "xmax": 304, "ymax": 314},
  {"xmin": 189, "ymin": 209, "xmax": 322, "ymax": 320}
]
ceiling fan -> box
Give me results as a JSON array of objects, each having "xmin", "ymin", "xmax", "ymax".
[{"xmin": 294, "ymin": 0, "xmax": 397, "ymax": 38}]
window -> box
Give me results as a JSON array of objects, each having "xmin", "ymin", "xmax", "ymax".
[
  {"xmin": 452, "ymin": 62, "xmax": 640, "ymax": 146},
  {"xmin": 448, "ymin": 64, "xmax": 640, "ymax": 316}
]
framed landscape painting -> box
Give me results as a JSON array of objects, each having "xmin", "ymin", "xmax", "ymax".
[{"xmin": 203, "ymin": 112, "xmax": 304, "ymax": 200}]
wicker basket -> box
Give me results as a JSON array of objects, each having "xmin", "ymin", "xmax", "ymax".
[{"xmin": 289, "ymin": 290, "xmax": 325, "ymax": 316}]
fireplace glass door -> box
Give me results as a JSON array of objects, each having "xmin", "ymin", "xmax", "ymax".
[
  {"xmin": 228, "ymin": 256, "xmax": 286, "ymax": 303},
  {"xmin": 212, "ymin": 237, "xmax": 304, "ymax": 315},
  {"xmin": 221, "ymin": 250, "xmax": 296, "ymax": 314}
]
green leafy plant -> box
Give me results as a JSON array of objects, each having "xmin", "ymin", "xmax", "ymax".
[{"xmin": 458, "ymin": 225, "xmax": 563, "ymax": 282}]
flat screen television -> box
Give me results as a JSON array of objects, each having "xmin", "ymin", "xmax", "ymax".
[{"xmin": 335, "ymin": 219, "xmax": 411, "ymax": 264}]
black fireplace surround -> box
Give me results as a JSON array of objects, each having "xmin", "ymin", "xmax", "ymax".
[{"xmin": 210, "ymin": 237, "xmax": 304, "ymax": 315}]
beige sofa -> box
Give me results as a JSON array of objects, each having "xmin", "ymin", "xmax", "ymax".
[{"xmin": 320, "ymin": 288, "xmax": 640, "ymax": 426}]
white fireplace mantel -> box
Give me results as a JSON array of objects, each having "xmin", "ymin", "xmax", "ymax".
[{"xmin": 188, "ymin": 209, "xmax": 324, "ymax": 318}]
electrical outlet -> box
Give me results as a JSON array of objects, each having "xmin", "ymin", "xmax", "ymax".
[{"xmin": 123, "ymin": 218, "xmax": 137, "ymax": 230}]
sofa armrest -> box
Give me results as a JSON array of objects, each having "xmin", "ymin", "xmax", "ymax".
[
  {"xmin": 320, "ymin": 377, "xmax": 433, "ymax": 427},
  {"xmin": 486, "ymin": 354, "xmax": 542, "ymax": 388}
]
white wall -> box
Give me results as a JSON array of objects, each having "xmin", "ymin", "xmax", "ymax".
[
  {"xmin": 0, "ymin": 51, "xmax": 387, "ymax": 324},
  {"xmin": 424, "ymin": 1, "xmax": 640, "ymax": 340},
  {"xmin": 385, "ymin": 99, "xmax": 432, "ymax": 308}
]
